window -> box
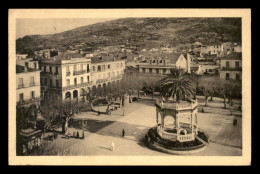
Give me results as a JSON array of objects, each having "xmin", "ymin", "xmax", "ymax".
[
  {"xmin": 108, "ymin": 64, "xmax": 110, "ymax": 69},
  {"xmin": 66, "ymin": 66, "xmax": 70, "ymax": 72},
  {"xmin": 98, "ymin": 74, "xmax": 102, "ymax": 79},
  {"xmin": 81, "ymin": 64, "xmax": 83, "ymax": 71},
  {"xmin": 102, "ymin": 65, "xmax": 105, "ymax": 71},
  {"xmin": 19, "ymin": 78, "xmax": 23, "ymax": 85},
  {"xmin": 34, "ymin": 63, "xmax": 37, "ymax": 69},
  {"xmin": 98, "ymin": 65, "xmax": 101, "ymax": 72},
  {"xmin": 235, "ymin": 61, "xmax": 239, "ymax": 69},
  {"xmin": 31, "ymin": 91, "xmax": 35, "ymax": 99},
  {"xmin": 66, "ymin": 79, "xmax": 70, "ymax": 86},
  {"xmin": 87, "ymin": 76, "xmax": 90, "ymax": 82},
  {"xmin": 81, "ymin": 77, "xmax": 84, "ymax": 84},
  {"xmin": 103, "ymin": 73, "xmax": 106, "ymax": 78},
  {"xmin": 50, "ymin": 79, "xmax": 52, "ymax": 87},
  {"xmin": 55, "ymin": 67, "xmax": 58, "ymax": 75},
  {"xmin": 44, "ymin": 66, "xmax": 46, "ymax": 72},
  {"xmin": 19, "ymin": 93, "xmax": 24, "ymax": 102},
  {"xmin": 236, "ymin": 74, "xmax": 240, "ymax": 80},
  {"xmin": 117, "ymin": 63, "xmax": 119, "ymax": 68},
  {"xmin": 108, "ymin": 72, "xmax": 110, "ymax": 78},
  {"xmin": 87, "ymin": 64, "xmax": 90, "ymax": 72},
  {"xmin": 49, "ymin": 66, "xmax": 52, "ymax": 73},
  {"xmin": 74, "ymin": 65, "xmax": 77, "ymax": 71},
  {"xmin": 74, "ymin": 78, "xmax": 77, "ymax": 85},
  {"xmin": 30, "ymin": 77, "xmax": 35, "ymax": 86},
  {"xmin": 92, "ymin": 66, "xmax": 95, "ymax": 71},
  {"xmin": 226, "ymin": 73, "xmax": 230, "ymax": 80},
  {"xmin": 226, "ymin": 61, "xmax": 230, "ymax": 68},
  {"xmin": 56, "ymin": 80, "xmax": 59, "ymax": 87},
  {"xmin": 121, "ymin": 63, "xmax": 123, "ymax": 67},
  {"xmin": 44, "ymin": 78, "xmax": 47, "ymax": 85},
  {"xmin": 156, "ymin": 69, "xmax": 159, "ymax": 74}
]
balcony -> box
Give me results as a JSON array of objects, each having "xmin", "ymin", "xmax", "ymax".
[
  {"xmin": 221, "ymin": 67, "xmax": 242, "ymax": 71},
  {"xmin": 17, "ymin": 97, "xmax": 41, "ymax": 106},
  {"xmin": 73, "ymin": 70, "xmax": 86, "ymax": 75},
  {"xmin": 18, "ymin": 84, "xmax": 24, "ymax": 89},
  {"xmin": 111, "ymin": 75, "xmax": 122, "ymax": 81},
  {"xmin": 30, "ymin": 82, "xmax": 35, "ymax": 87},
  {"xmin": 62, "ymin": 81, "xmax": 92, "ymax": 91},
  {"xmin": 96, "ymin": 78, "xmax": 109, "ymax": 84},
  {"xmin": 66, "ymin": 72, "xmax": 71, "ymax": 76}
]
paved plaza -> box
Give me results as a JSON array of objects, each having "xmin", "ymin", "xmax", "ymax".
[{"xmin": 37, "ymin": 96, "xmax": 242, "ymax": 156}]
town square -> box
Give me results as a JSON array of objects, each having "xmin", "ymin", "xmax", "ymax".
[{"xmin": 9, "ymin": 9, "xmax": 251, "ymax": 166}]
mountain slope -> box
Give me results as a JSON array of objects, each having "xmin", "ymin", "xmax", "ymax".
[{"xmin": 16, "ymin": 17, "xmax": 241, "ymax": 55}]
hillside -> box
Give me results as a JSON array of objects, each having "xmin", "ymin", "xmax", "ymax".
[{"xmin": 16, "ymin": 18, "xmax": 241, "ymax": 55}]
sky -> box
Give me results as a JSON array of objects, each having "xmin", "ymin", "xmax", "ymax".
[{"xmin": 16, "ymin": 18, "xmax": 118, "ymax": 39}]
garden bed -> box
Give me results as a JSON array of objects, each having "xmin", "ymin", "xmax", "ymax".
[{"xmin": 145, "ymin": 127, "xmax": 207, "ymax": 151}]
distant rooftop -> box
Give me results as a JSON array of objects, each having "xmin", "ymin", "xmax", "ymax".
[
  {"xmin": 91, "ymin": 54, "xmax": 126, "ymax": 63},
  {"xmin": 222, "ymin": 52, "xmax": 242, "ymax": 60},
  {"xmin": 16, "ymin": 65, "xmax": 39, "ymax": 73}
]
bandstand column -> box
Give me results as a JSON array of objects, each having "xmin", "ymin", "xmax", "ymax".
[{"xmin": 161, "ymin": 114, "xmax": 164, "ymax": 129}]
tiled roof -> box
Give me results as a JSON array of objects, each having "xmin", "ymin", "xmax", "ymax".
[
  {"xmin": 221, "ymin": 52, "xmax": 242, "ymax": 60},
  {"xmin": 53, "ymin": 52, "xmax": 84, "ymax": 60}
]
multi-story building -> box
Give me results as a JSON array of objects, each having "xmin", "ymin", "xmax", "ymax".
[
  {"xmin": 16, "ymin": 54, "xmax": 28, "ymax": 60},
  {"xmin": 16, "ymin": 58, "xmax": 39, "ymax": 70},
  {"xmin": 138, "ymin": 52, "xmax": 192, "ymax": 76},
  {"xmin": 90, "ymin": 55, "xmax": 126, "ymax": 93},
  {"xmin": 39, "ymin": 53, "xmax": 92, "ymax": 103},
  {"xmin": 219, "ymin": 52, "xmax": 242, "ymax": 80},
  {"xmin": 16, "ymin": 65, "xmax": 41, "ymax": 110},
  {"xmin": 39, "ymin": 53, "xmax": 126, "ymax": 103}
]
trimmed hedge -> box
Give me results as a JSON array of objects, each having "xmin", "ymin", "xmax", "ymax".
[{"xmin": 197, "ymin": 131, "xmax": 209, "ymax": 143}]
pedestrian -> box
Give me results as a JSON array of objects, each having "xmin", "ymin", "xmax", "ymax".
[
  {"xmin": 122, "ymin": 129, "xmax": 125, "ymax": 137},
  {"xmin": 111, "ymin": 141, "xmax": 115, "ymax": 151}
]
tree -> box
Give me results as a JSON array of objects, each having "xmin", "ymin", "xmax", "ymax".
[
  {"xmin": 40, "ymin": 93, "xmax": 82, "ymax": 134},
  {"xmin": 160, "ymin": 68, "xmax": 196, "ymax": 102},
  {"xmin": 214, "ymin": 78, "xmax": 231, "ymax": 109},
  {"xmin": 198, "ymin": 76, "xmax": 218, "ymax": 106}
]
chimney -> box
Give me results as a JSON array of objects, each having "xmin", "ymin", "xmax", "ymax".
[{"xmin": 186, "ymin": 53, "xmax": 191, "ymax": 73}]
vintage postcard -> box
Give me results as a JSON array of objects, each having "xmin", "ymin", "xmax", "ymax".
[{"xmin": 8, "ymin": 9, "xmax": 251, "ymax": 165}]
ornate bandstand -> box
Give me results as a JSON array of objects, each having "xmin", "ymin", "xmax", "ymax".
[{"xmin": 155, "ymin": 98, "xmax": 198, "ymax": 142}]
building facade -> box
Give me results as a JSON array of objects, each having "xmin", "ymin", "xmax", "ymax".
[
  {"xmin": 39, "ymin": 53, "xmax": 126, "ymax": 103},
  {"xmin": 39, "ymin": 53, "xmax": 92, "ymax": 103},
  {"xmin": 219, "ymin": 52, "xmax": 242, "ymax": 80},
  {"xmin": 91, "ymin": 56, "xmax": 126, "ymax": 94},
  {"xmin": 138, "ymin": 53, "xmax": 191, "ymax": 76},
  {"xmin": 16, "ymin": 65, "xmax": 41, "ymax": 109}
]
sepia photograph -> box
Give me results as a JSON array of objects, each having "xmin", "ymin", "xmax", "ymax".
[{"xmin": 8, "ymin": 9, "xmax": 251, "ymax": 165}]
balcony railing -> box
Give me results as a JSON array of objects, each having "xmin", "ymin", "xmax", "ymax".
[
  {"xmin": 30, "ymin": 82, "xmax": 35, "ymax": 87},
  {"xmin": 73, "ymin": 70, "xmax": 86, "ymax": 75},
  {"xmin": 66, "ymin": 72, "xmax": 71, "ymax": 76},
  {"xmin": 111, "ymin": 75, "xmax": 122, "ymax": 81},
  {"xmin": 62, "ymin": 81, "xmax": 92, "ymax": 91},
  {"xmin": 221, "ymin": 67, "xmax": 242, "ymax": 71},
  {"xmin": 96, "ymin": 78, "xmax": 109, "ymax": 84},
  {"xmin": 18, "ymin": 84, "xmax": 24, "ymax": 89},
  {"xmin": 155, "ymin": 99, "xmax": 198, "ymax": 110},
  {"xmin": 17, "ymin": 97, "xmax": 41, "ymax": 105}
]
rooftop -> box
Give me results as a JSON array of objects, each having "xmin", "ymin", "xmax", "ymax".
[
  {"xmin": 16, "ymin": 65, "xmax": 39, "ymax": 74},
  {"xmin": 221, "ymin": 52, "xmax": 242, "ymax": 60}
]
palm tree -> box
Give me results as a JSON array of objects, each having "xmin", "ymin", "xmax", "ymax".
[{"xmin": 160, "ymin": 68, "xmax": 196, "ymax": 102}]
